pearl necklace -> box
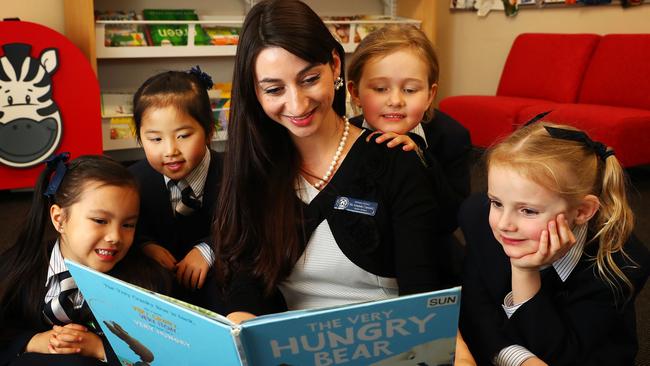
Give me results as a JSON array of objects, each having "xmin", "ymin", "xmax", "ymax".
[{"xmin": 313, "ymin": 118, "xmax": 350, "ymax": 189}]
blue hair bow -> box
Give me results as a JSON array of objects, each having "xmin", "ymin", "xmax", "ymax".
[
  {"xmin": 188, "ymin": 65, "xmax": 214, "ymax": 90},
  {"xmin": 43, "ymin": 152, "xmax": 71, "ymax": 198}
]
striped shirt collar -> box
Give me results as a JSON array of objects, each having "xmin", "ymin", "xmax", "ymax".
[
  {"xmin": 163, "ymin": 147, "xmax": 210, "ymax": 200},
  {"xmin": 551, "ymin": 223, "xmax": 588, "ymax": 282},
  {"xmin": 361, "ymin": 119, "xmax": 428, "ymax": 148},
  {"xmin": 45, "ymin": 239, "xmax": 68, "ymax": 286}
]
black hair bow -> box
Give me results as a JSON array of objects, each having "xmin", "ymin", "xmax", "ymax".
[
  {"xmin": 544, "ymin": 126, "xmax": 615, "ymax": 162},
  {"xmin": 524, "ymin": 110, "xmax": 552, "ymax": 126},
  {"xmin": 44, "ymin": 152, "xmax": 71, "ymax": 198},
  {"xmin": 188, "ymin": 65, "xmax": 214, "ymax": 90}
]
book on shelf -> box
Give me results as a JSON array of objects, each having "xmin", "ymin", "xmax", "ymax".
[
  {"xmin": 142, "ymin": 9, "xmax": 212, "ymax": 46},
  {"xmin": 67, "ymin": 260, "xmax": 461, "ymax": 366},
  {"xmin": 95, "ymin": 10, "xmax": 148, "ymax": 47}
]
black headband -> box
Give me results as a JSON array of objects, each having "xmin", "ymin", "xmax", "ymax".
[{"xmin": 544, "ymin": 126, "xmax": 615, "ymax": 162}]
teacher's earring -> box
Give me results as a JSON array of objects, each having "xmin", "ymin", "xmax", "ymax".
[{"xmin": 334, "ymin": 77, "xmax": 343, "ymax": 91}]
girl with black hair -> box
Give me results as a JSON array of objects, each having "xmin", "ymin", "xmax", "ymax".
[{"xmin": 0, "ymin": 154, "xmax": 170, "ymax": 366}]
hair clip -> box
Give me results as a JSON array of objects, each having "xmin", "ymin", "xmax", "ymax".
[
  {"xmin": 524, "ymin": 110, "xmax": 552, "ymax": 126},
  {"xmin": 544, "ymin": 126, "xmax": 615, "ymax": 162},
  {"xmin": 188, "ymin": 65, "xmax": 214, "ymax": 90},
  {"xmin": 44, "ymin": 152, "xmax": 71, "ymax": 198}
]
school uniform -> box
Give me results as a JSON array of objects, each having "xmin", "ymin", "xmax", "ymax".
[
  {"xmin": 224, "ymin": 130, "xmax": 448, "ymax": 315},
  {"xmin": 351, "ymin": 110, "xmax": 472, "ymax": 286},
  {"xmin": 350, "ymin": 109, "xmax": 472, "ymax": 234},
  {"xmin": 129, "ymin": 149, "xmax": 222, "ymax": 262},
  {"xmin": 458, "ymin": 193, "xmax": 650, "ymax": 366},
  {"xmin": 0, "ymin": 242, "xmax": 119, "ymax": 366}
]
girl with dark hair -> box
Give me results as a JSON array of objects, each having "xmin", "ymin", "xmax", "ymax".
[
  {"xmin": 129, "ymin": 68, "xmax": 223, "ymax": 299},
  {"xmin": 212, "ymin": 0, "xmax": 448, "ymax": 322},
  {"xmin": 0, "ymin": 154, "xmax": 170, "ymax": 366}
]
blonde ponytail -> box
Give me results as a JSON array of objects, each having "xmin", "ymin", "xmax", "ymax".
[{"xmin": 592, "ymin": 154, "xmax": 636, "ymax": 301}]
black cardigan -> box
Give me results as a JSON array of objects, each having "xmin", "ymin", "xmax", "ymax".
[
  {"xmin": 458, "ymin": 193, "xmax": 650, "ymax": 365},
  {"xmin": 222, "ymin": 132, "xmax": 449, "ymax": 315},
  {"xmin": 128, "ymin": 149, "xmax": 223, "ymax": 261},
  {"xmin": 349, "ymin": 109, "xmax": 472, "ymax": 235}
]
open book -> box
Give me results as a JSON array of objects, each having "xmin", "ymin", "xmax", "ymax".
[{"xmin": 67, "ymin": 260, "xmax": 461, "ymax": 366}]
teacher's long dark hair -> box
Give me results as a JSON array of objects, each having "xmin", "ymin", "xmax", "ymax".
[{"xmin": 213, "ymin": 0, "xmax": 346, "ymax": 295}]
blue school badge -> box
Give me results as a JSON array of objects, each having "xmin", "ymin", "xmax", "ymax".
[{"xmin": 334, "ymin": 196, "xmax": 378, "ymax": 216}]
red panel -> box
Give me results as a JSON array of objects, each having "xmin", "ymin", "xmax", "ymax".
[
  {"xmin": 517, "ymin": 104, "xmax": 650, "ymax": 167},
  {"xmin": 0, "ymin": 21, "xmax": 101, "ymax": 190},
  {"xmin": 497, "ymin": 33, "xmax": 600, "ymax": 103},
  {"xmin": 579, "ymin": 34, "xmax": 650, "ymax": 110},
  {"xmin": 439, "ymin": 95, "xmax": 554, "ymax": 147}
]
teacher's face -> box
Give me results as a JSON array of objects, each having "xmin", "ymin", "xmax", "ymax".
[{"xmin": 254, "ymin": 47, "xmax": 341, "ymax": 139}]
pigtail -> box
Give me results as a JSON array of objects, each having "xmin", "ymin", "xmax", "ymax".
[
  {"xmin": 0, "ymin": 161, "xmax": 58, "ymax": 322},
  {"xmin": 592, "ymin": 154, "xmax": 636, "ymax": 302}
]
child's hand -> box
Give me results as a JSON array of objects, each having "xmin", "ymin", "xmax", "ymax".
[
  {"xmin": 511, "ymin": 214, "xmax": 576, "ymax": 271},
  {"xmin": 48, "ymin": 324, "xmax": 106, "ymax": 360},
  {"xmin": 176, "ymin": 248, "xmax": 209, "ymax": 289},
  {"xmin": 227, "ymin": 311, "xmax": 257, "ymax": 324},
  {"xmin": 25, "ymin": 329, "xmax": 57, "ymax": 354},
  {"xmin": 522, "ymin": 357, "xmax": 548, "ymax": 366},
  {"xmin": 367, "ymin": 131, "xmax": 418, "ymax": 151},
  {"xmin": 142, "ymin": 243, "xmax": 177, "ymax": 271}
]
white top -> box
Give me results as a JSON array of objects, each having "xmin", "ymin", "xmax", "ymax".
[{"xmin": 278, "ymin": 176, "xmax": 398, "ymax": 310}]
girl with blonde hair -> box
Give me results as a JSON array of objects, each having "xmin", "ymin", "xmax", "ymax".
[{"xmin": 459, "ymin": 122, "xmax": 649, "ymax": 365}]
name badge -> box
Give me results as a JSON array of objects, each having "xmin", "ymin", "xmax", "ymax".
[{"xmin": 333, "ymin": 196, "xmax": 378, "ymax": 216}]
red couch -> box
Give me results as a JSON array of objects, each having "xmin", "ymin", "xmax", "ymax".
[{"xmin": 440, "ymin": 33, "xmax": 650, "ymax": 167}]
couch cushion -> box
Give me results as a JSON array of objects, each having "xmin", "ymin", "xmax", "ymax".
[
  {"xmin": 439, "ymin": 95, "xmax": 553, "ymax": 148},
  {"xmin": 517, "ymin": 104, "xmax": 650, "ymax": 167},
  {"xmin": 497, "ymin": 33, "xmax": 600, "ymax": 103},
  {"xmin": 579, "ymin": 34, "xmax": 650, "ymax": 110}
]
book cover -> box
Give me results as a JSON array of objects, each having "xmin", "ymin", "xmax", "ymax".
[
  {"xmin": 67, "ymin": 260, "xmax": 460, "ymax": 366},
  {"xmin": 66, "ymin": 260, "xmax": 241, "ymax": 366}
]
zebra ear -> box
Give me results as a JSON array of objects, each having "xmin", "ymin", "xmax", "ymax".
[{"xmin": 40, "ymin": 48, "xmax": 59, "ymax": 74}]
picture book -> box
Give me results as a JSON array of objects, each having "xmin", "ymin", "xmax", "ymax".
[{"xmin": 67, "ymin": 260, "xmax": 461, "ymax": 366}]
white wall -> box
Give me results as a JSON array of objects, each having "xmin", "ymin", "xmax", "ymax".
[
  {"xmin": 433, "ymin": 3, "xmax": 650, "ymax": 102},
  {"xmin": 1, "ymin": 0, "xmax": 65, "ymax": 34}
]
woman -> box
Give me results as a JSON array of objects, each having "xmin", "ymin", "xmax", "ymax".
[{"xmin": 211, "ymin": 0, "xmax": 448, "ymax": 321}]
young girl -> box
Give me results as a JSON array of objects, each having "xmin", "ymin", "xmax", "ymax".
[
  {"xmin": 213, "ymin": 0, "xmax": 449, "ymax": 321},
  {"xmin": 459, "ymin": 122, "xmax": 650, "ymax": 365},
  {"xmin": 0, "ymin": 154, "xmax": 169, "ymax": 366},
  {"xmin": 347, "ymin": 24, "xmax": 472, "ymax": 286},
  {"xmin": 129, "ymin": 67, "xmax": 223, "ymax": 299}
]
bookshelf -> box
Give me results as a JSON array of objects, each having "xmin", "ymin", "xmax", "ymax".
[{"xmin": 63, "ymin": 0, "xmax": 436, "ymax": 156}]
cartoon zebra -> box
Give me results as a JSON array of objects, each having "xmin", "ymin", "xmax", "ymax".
[{"xmin": 0, "ymin": 43, "xmax": 62, "ymax": 168}]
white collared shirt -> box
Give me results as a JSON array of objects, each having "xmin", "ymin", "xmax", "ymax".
[
  {"xmin": 163, "ymin": 147, "xmax": 211, "ymax": 206},
  {"xmin": 361, "ymin": 119, "xmax": 428, "ymax": 148},
  {"xmin": 44, "ymin": 240, "xmax": 84, "ymax": 309}
]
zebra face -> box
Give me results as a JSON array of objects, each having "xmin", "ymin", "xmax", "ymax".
[{"xmin": 0, "ymin": 44, "xmax": 62, "ymax": 168}]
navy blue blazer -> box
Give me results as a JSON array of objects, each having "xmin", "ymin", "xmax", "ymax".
[
  {"xmin": 459, "ymin": 193, "xmax": 650, "ymax": 365},
  {"xmin": 128, "ymin": 149, "xmax": 223, "ymax": 261}
]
